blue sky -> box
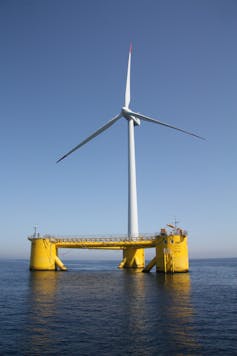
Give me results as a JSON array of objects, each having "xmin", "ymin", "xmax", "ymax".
[{"xmin": 0, "ymin": 0, "xmax": 236, "ymax": 259}]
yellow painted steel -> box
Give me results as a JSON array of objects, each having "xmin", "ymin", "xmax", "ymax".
[
  {"xmin": 156, "ymin": 234, "xmax": 189, "ymax": 273},
  {"xmin": 55, "ymin": 256, "xmax": 68, "ymax": 271},
  {"xmin": 29, "ymin": 238, "xmax": 67, "ymax": 271},
  {"xmin": 28, "ymin": 232, "xmax": 189, "ymax": 273},
  {"xmin": 53, "ymin": 240, "xmax": 156, "ymax": 249},
  {"xmin": 120, "ymin": 248, "xmax": 145, "ymax": 268},
  {"xmin": 30, "ymin": 238, "xmax": 57, "ymax": 271},
  {"xmin": 143, "ymin": 256, "xmax": 157, "ymax": 272}
]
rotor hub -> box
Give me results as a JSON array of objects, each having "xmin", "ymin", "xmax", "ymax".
[
  {"xmin": 121, "ymin": 107, "xmax": 140, "ymax": 126},
  {"xmin": 121, "ymin": 106, "xmax": 132, "ymax": 119}
]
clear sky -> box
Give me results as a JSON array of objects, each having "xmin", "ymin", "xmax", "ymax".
[{"xmin": 0, "ymin": 0, "xmax": 236, "ymax": 260}]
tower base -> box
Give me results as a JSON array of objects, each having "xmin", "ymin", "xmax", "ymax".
[{"xmin": 119, "ymin": 248, "xmax": 145, "ymax": 269}]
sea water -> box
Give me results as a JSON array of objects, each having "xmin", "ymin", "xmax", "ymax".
[{"xmin": 0, "ymin": 258, "xmax": 236, "ymax": 355}]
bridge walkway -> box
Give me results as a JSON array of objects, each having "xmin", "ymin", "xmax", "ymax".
[{"xmin": 28, "ymin": 234, "xmax": 160, "ymax": 249}]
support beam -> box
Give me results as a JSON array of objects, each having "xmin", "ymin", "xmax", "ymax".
[
  {"xmin": 55, "ymin": 256, "xmax": 68, "ymax": 271},
  {"xmin": 143, "ymin": 256, "xmax": 157, "ymax": 272},
  {"xmin": 118, "ymin": 257, "xmax": 127, "ymax": 269}
]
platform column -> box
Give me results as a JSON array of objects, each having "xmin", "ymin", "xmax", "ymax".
[
  {"xmin": 29, "ymin": 238, "xmax": 57, "ymax": 271},
  {"xmin": 156, "ymin": 234, "xmax": 189, "ymax": 273},
  {"xmin": 119, "ymin": 248, "xmax": 145, "ymax": 269}
]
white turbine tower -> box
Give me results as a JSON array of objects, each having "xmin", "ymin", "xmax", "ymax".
[{"xmin": 57, "ymin": 44, "xmax": 204, "ymax": 239}]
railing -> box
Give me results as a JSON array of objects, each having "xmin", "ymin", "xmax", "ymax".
[{"xmin": 28, "ymin": 233, "xmax": 160, "ymax": 243}]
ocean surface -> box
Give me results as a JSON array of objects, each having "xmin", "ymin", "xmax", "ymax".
[{"xmin": 0, "ymin": 258, "xmax": 236, "ymax": 355}]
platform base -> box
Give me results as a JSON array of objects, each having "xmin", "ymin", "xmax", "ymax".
[{"xmin": 29, "ymin": 238, "xmax": 67, "ymax": 271}]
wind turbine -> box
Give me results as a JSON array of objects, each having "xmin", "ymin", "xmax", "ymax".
[{"xmin": 57, "ymin": 44, "xmax": 204, "ymax": 239}]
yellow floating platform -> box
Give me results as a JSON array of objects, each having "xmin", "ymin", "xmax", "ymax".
[{"xmin": 28, "ymin": 229, "xmax": 189, "ymax": 273}]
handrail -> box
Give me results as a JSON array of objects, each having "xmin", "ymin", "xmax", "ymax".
[
  {"xmin": 28, "ymin": 232, "xmax": 187, "ymax": 243},
  {"xmin": 28, "ymin": 233, "xmax": 160, "ymax": 243}
]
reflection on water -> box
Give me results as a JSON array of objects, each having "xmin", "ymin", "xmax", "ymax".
[
  {"xmin": 155, "ymin": 274, "xmax": 200, "ymax": 352},
  {"xmin": 24, "ymin": 272, "xmax": 59, "ymax": 354},
  {"xmin": 1, "ymin": 259, "xmax": 236, "ymax": 354},
  {"xmin": 120, "ymin": 271, "xmax": 201, "ymax": 354},
  {"xmin": 20, "ymin": 266, "xmax": 201, "ymax": 354},
  {"xmin": 121, "ymin": 270, "xmax": 147, "ymax": 340}
]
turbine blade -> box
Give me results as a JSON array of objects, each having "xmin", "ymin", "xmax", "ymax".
[
  {"xmin": 131, "ymin": 111, "xmax": 205, "ymax": 140},
  {"xmin": 57, "ymin": 113, "xmax": 121, "ymax": 163},
  {"xmin": 124, "ymin": 43, "xmax": 132, "ymax": 108}
]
